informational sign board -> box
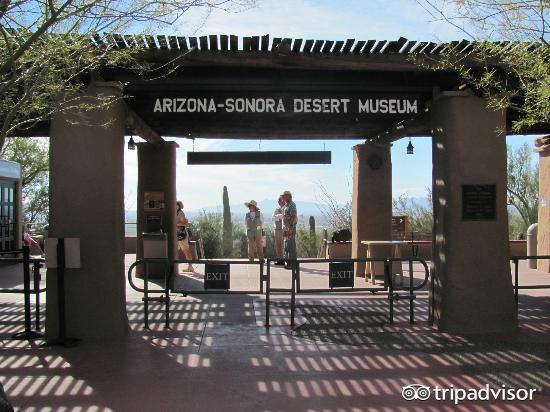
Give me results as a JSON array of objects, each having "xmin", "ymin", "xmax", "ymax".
[
  {"xmin": 144, "ymin": 191, "xmax": 165, "ymax": 212},
  {"xmin": 45, "ymin": 238, "xmax": 81, "ymax": 269},
  {"xmin": 328, "ymin": 262, "xmax": 354, "ymax": 288},
  {"xmin": 204, "ymin": 263, "xmax": 230, "ymax": 290},
  {"xmin": 392, "ymin": 215, "xmax": 409, "ymax": 240},
  {"xmin": 462, "ymin": 185, "xmax": 497, "ymax": 220}
]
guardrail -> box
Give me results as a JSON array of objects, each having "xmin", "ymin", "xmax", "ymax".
[
  {"xmin": 265, "ymin": 257, "xmax": 430, "ymax": 328},
  {"xmin": 511, "ymin": 255, "xmax": 550, "ymax": 307},
  {"xmin": 0, "ymin": 246, "xmax": 45, "ymax": 340},
  {"xmin": 127, "ymin": 258, "xmax": 265, "ymax": 329}
]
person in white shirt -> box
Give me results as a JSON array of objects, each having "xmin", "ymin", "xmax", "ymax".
[
  {"xmin": 244, "ymin": 200, "xmax": 264, "ymax": 261},
  {"xmin": 272, "ymin": 196, "xmax": 285, "ymax": 265}
]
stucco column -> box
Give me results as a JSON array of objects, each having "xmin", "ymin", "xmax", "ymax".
[
  {"xmin": 47, "ymin": 82, "xmax": 127, "ymax": 340},
  {"xmin": 535, "ymin": 136, "xmax": 550, "ymax": 272},
  {"xmin": 136, "ymin": 142, "xmax": 177, "ymax": 277},
  {"xmin": 351, "ymin": 143, "xmax": 392, "ymax": 276},
  {"xmin": 431, "ymin": 91, "xmax": 517, "ymax": 334}
]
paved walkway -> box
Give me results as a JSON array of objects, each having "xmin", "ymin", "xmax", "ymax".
[{"xmin": 0, "ymin": 257, "xmax": 549, "ymax": 411}]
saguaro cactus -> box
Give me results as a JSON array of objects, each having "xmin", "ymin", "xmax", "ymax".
[
  {"xmin": 222, "ymin": 186, "xmax": 233, "ymax": 257},
  {"xmin": 309, "ymin": 216, "xmax": 316, "ymax": 236}
]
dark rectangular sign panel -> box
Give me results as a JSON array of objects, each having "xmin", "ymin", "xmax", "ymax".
[
  {"xmin": 125, "ymin": 90, "xmax": 425, "ymax": 139},
  {"xmin": 462, "ymin": 184, "xmax": 497, "ymax": 220},
  {"xmin": 329, "ymin": 262, "xmax": 354, "ymax": 288},
  {"xmin": 187, "ymin": 151, "xmax": 331, "ymax": 165},
  {"xmin": 204, "ymin": 263, "xmax": 230, "ymax": 290}
]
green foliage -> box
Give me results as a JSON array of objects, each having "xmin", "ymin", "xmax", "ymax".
[
  {"xmin": 222, "ymin": 186, "xmax": 232, "ymax": 257},
  {"xmin": 0, "ymin": 1, "xmax": 256, "ymax": 149},
  {"xmin": 188, "ymin": 211, "xmax": 223, "ymax": 259},
  {"xmin": 417, "ymin": 1, "xmax": 549, "ymax": 133},
  {"xmin": 231, "ymin": 220, "xmax": 248, "ymax": 258},
  {"xmin": 296, "ymin": 222, "xmax": 318, "ymax": 258},
  {"xmin": 263, "ymin": 228, "xmax": 276, "ymax": 258},
  {"xmin": 507, "ymin": 142, "xmax": 538, "ymax": 232},
  {"xmin": 317, "ymin": 183, "xmax": 352, "ymax": 231},
  {"xmin": 1, "ymin": 136, "xmax": 49, "ymax": 223},
  {"xmin": 508, "ymin": 210, "xmax": 527, "ymax": 240},
  {"xmin": 392, "ymin": 191, "xmax": 434, "ymax": 236}
]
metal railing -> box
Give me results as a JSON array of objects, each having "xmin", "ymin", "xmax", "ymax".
[
  {"xmin": 127, "ymin": 258, "xmax": 265, "ymax": 329},
  {"xmin": 511, "ymin": 255, "xmax": 550, "ymax": 307},
  {"xmin": 265, "ymin": 257, "xmax": 430, "ymax": 328},
  {"xmin": 0, "ymin": 246, "xmax": 45, "ymax": 339}
]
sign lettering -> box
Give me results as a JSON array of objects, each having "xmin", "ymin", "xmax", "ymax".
[
  {"xmin": 329, "ymin": 262, "xmax": 354, "ymax": 288},
  {"xmin": 152, "ymin": 96, "xmax": 420, "ymax": 116},
  {"xmin": 204, "ymin": 264, "xmax": 230, "ymax": 290}
]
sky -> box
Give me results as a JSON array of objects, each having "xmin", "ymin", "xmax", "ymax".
[{"xmin": 123, "ymin": 0, "xmax": 540, "ymax": 212}]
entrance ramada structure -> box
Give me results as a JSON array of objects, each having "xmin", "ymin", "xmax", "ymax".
[{"xmin": 22, "ymin": 34, "xmax": 548, "ymax": 339}]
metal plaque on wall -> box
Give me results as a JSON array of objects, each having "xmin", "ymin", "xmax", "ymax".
[
  {"xmin": 329, "ymin": 262, "xmax": 354, "ymax": 288},
  {"xmin": 462, "ymin": 184, "xmax": 497, "ymax": 220},
  {"xmin": 204, "ymin": 263, "xmax": 230, "ymax": 290}
]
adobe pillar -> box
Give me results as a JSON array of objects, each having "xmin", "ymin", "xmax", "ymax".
[
  {"xmin": 431, "ymin": 91, "xmax": 517, "ymax": 334},
  {"xmin": 351, "ymin": 143, "xmax": 392, "ymax": 276},
  {"xmin": 136, "ymin": 142, "xmax": 177, "ymax": 276},
  {"xmin": 47, "ymin": 82, "xmax": 127, "ymax": 340},
  {"xmin": 535, "ymin": 136, "xmax": 550, "ymax": 272}
]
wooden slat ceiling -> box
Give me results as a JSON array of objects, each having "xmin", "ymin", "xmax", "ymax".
[{"xmin": 88, "ymin": 33, "xmax": 533, "ymax": 57}]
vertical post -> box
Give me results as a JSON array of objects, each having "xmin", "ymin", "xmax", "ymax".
[
  {"xmin": 351, "ymin": 143, "xmax": 392, "ymax": 277},
  {"xmin": 144, "ymin": 261, "xmax": 149, "ymax": 330},
  {"xmin": 431, "ymin": 91, "xmax": 517, "ymax": 334},
  {"xmin": 290, "ymin": 264, "xmax": 296, "ymax": 328},
  {"xmin": 164, "ymin": 261, "xmax": 170, "ymax": 329},
  {"xmin": 57, "ymin": 238, "xmax": 66, "ymax": 341},
  {"xmin": 33, "ymin": 260, "xmax": 41, "ymax": 331},
  {"xmin": 386, "ymin": 260, "xmax": 393, "ymax": 324},
  {"xmin": 266, "ymin": 260, "xmax": 271, "ymax": 328},
  {"xmin": 22, "ymin": 246, "xmax": 32, "ymax": 334},
  {"xmin": 48, "ymin": 82, "xmax": 126, "ymax": 340},
  {"xmin": 260, "ymin": 261, "xmax": 264, "ymax": 294},
  {"xmin": 409, "ymin": 259, "xmax": 414, "ymax": 324},
  {"xmin": 514, "ymin": 259, "xmax": 519, "ymax": 308},
  {"xmin": 535, "ymin": 136, "xmax": 550, "ymax": 271},
  {"xmin": 12, "ymin": 246, "xmax": 43, "ymax": 339}
]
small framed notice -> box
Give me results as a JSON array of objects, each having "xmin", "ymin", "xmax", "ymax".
[
  {"xmin": 462, "ymin": 184, "xmax": 497, "ymax": 221},
  {"xmin": 328, "ymin": 262, "xmax": 354, "ymax": 288},
  {"xmin": 204, "ymin": 263, "xmax": 230, "ymax": 290}
]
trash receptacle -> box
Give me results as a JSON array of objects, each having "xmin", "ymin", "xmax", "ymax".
[{"xmin": 142, "ymin": 232, "xmax": 168, "ymax": 278}]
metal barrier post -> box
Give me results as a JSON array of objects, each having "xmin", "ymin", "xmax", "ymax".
[
  {"xmin": 513, "ymin": 258, "xmax": 519, "ymax": 307},
  {"xmin": 143, "ymin": 261, "xmax": 149, "ymax": 330},
  {"xmin": 408, "ymin": 259, "xmax": 415, "ymax": 324},
  {"xmin": 290, "ymin": 262, "xmax": 296, "ymax": 327},
  {"xmin": 33, "ymin": 260, "xmax": 41, "ymax": 331},
  {"xmin": 296, "ymin": 260, "xmax": 301, "ymax": 293},
  {"xmin": 12, "ymin": 246, "xmax": 43, "ymax": 340},
  {"xmin": 260, "ymin": 261, "xmax": 264, "ymax": 294},
  {"xmin": 164, "ymin": 263, "xmax": 170, "ymax": 329},
  {"xmin": 265, "ymin": 260, "xmax": 271, "ymax": 328},
  {"xmin": 385, "ymin": 259, "xmax": 394, "ymax": 324},
  {"xmin": 44, "ymin": 238, "xmax": 78, "ymax": 346}
]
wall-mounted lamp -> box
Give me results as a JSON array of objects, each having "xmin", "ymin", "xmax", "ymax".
[
  {"xmin": 406, "ymin": 138, "xmax": 414, "ymax": 155},
  {"xmin": 127, "ymin": 137, "xmax": 136, "ymax": 150}
]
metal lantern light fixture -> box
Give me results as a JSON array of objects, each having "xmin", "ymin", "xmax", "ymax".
[
  {"xmin": 406, "ymin": 138, "xmax": 414, "ymax": 155},
  {"xmin": 127, "ymin": 137, "xmax": 136, "ymax": 150}
]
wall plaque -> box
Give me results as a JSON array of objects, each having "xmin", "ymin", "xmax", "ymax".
[
  {"xmin": 328, "ymin": 262, "xmax": 354, "ymax": 288},
  {"xmin": 204, "ymin": 263, "xmax": 230, "ymax": 290},
  {"xmin": 462, "ymin": 185, "xmax": 496, "ymax": 220}
]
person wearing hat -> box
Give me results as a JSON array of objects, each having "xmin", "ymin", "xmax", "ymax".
[
  {"xmin": 272, "ymin": 196, "xmax": 285, "ymax": 265},
  {"xmin": 245, "ymin": 200, "xmax": 264, "ymax": 261},
  {"xmin": 281, "ymin": 190, "xmax": 298, "ymax": 269}
]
